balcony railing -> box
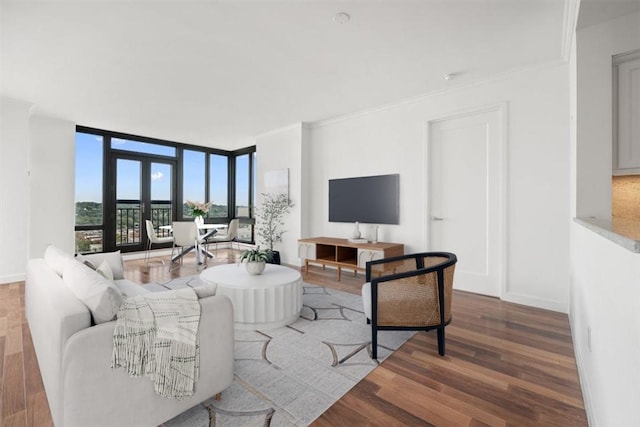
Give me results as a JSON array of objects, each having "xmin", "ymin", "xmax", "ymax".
[{"xmin": 116, "ymin": 200, "xmax": 172, "ymax": 245}]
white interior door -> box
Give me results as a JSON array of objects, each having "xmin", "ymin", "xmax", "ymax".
[{"xmin": 428, "ymin": 107, "xmax": 504, "ymax": 297}]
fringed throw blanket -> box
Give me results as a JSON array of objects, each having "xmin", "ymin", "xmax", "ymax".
[{"xmin": 111, "ymin": 288, "xmax": 201, "ymax": 399}]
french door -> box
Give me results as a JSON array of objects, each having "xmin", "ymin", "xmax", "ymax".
[{"xmin": 105, "ymin": 153, "xmax": 176, "ymax": 253}]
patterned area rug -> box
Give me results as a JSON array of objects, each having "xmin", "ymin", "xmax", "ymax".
[{"xmin": 148, "ymin": 275, "xmax": 414, "ymax": 427}]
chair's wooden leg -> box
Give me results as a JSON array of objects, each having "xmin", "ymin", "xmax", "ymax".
[
  {"xmin": 437, "ymin": 327, "xmax": 445, "ymax": 356},
  {"xmin": 214, "ymin": 392, "xmax": 221, "ymax": 401}
]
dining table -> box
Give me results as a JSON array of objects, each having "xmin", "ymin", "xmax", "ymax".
[
  {"xmin": 161, "ymin": 222, "xmax": 227, "ymax": 264},
  {"xmin": 196, "ymin": 223, "xmax": 226, "ymax": 264}
]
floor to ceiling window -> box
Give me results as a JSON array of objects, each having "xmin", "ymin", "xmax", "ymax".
[
  {"xmin": 209, "ymin": 154, "xmax": 228, "ymax": 218},
  {"xmin": 74, "ymin": 126, "xmax": 255, "ymax": 254},
  {"xmin": 234, "ymin": 149, "xmax": 255, "ymax": 243},
  {"xmin": 74, "ymin": 132, "xmax": 104, "ymax": 252},
  {"xmin": 182, "ymin": 149, "xmax": 206, "ymax": 218}
]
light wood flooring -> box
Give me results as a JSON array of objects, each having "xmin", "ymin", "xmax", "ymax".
[{"xmin": 1, "ymin": 250, "xmax": 587, "ymax": 426}]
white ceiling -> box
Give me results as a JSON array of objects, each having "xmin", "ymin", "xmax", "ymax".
[
  {"xmin": 0, "ymin": 1, "xmax": 592, "ymax": 149},
  {"xmin": 577, "ymin": 0, "xmax": 640, "ymax": 29}
]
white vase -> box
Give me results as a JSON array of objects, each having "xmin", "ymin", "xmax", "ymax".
[
  {"xmin": 371, "ymin": 225, "xmax": 379, "ymax": 243},
  {"xmin": 351, "ymin": 221, "xmax": 361, "ymax": 239},
  {"xmin": 245, "ymin": 261, "xmax": 266, "ymax": 275}
]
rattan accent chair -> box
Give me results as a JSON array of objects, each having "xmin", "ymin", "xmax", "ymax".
[{"xmin": 362, "ymin": 251, "xmax": 457, "ymax": 359}]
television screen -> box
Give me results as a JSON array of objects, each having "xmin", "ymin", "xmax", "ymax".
[{"xmin": 329, "ymin": 174, "xmax": 399, "ymax": 224}]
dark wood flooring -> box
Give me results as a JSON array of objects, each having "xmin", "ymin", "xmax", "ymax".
[{"xmin": 1, "ymin": 250, "xmax": 587, "ymax": 426}]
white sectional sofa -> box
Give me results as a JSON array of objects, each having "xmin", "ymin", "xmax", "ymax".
[{"xmin": 25, "ymin": 247, "xmax": 235, "ymax": 427}]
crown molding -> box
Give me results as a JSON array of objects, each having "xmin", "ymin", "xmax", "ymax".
[
  {"xmin": 255, "ymin": 122, "xmax": 307, "ymax": 140},
  {"xmin": 561, "ymin": 0, "xmax": 581, "ymax": 62},
  {"xmin": 310, "ymin": 59, "xmax": 566, "ymax": 129}
]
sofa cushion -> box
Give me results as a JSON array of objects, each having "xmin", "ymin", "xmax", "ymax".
[
  {"xmin": 63, "ymin": 260, "xmax": 125, "ymax": 324},
  {"xmin": 81, "ymin": 251, "xmax": 125, "ymax": 279},
  {"xmin": 114, "ymin": 279, "xmax": 150, "ymax": 298},
  {"xmin": 44, "ymin": 245, "xmax": 74, "ymax": 276},
  {"xmin": 96, "ymin": 260, "xmax": 114, "ymax": 281}
]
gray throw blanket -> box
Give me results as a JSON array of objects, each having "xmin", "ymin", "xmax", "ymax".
[{"xmin": 111, "ymin": 288, "xmax": 201, "ymax": 399}]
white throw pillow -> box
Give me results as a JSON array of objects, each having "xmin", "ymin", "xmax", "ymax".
[
  {"xmin": 44, "ymin": 245, "xmax": 73, "ymax": 276},
  {"xmin": 82, "ymin": 251, "xmax": 125, "ymax": 279},
  {"xmin": 96, "ymin": 260, "xmax": 114, "ymax": 281},
  {"xmin": 63, "ymin": 260, "xmax": 124, "ymax": 324},
  {"xmin": 75, "ymin": 253, "xmax": 97, "ymax": 270}
]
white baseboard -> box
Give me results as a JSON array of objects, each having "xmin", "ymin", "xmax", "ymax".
[
  {"xmin": 0, "ymin": 273, "xmax": 26, "ymax": 284},
  {"xmin": 122, "ymin": 249, "xmax": 172, "ymax": 261},
  {"xmin": 569, "ymin": 320, "xmax": 597, "ymax": 427},
  {"xmin": 501, "ymin": 291, "xmax": 568, "ymax": 313},
  {"xmin": 121, "ymin": 242, "xmax": 252, "ymax": 261}
]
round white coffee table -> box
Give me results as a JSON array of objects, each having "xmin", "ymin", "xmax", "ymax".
[{"xmin": 200, "ymin": 263, "xmax": 302, "ymax": 330}]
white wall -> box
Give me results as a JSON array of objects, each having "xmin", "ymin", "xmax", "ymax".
[
  {"xmin": 303, "ymin": 62, "xmax": 570, "ymax": 312},
  {"xmin": 0, "ymin": 97, "xmax": 75, "ymax": 284},
  {"xmin": 28, "ymin": 113, "xmax": 76, "ymax": 257},
  {"xmin": 255, "ymin": 123, "xmax": 308, "ymax": 266},
  {"xmin": 571, "ymin": 11, "xmax": 640, "ymax": 426},
  {"xmin": 570, "ymin": 222, "xmax": 640, "ymax": 426},
  {"xmin": 576, "ymin": 12, "xmax": 640, "ymax": 219},
  {"xmin": 0, "ymin": 97, "xmax": 31, "ymax": 283}
]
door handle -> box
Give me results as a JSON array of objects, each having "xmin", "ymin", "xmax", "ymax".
[{"xmin": 432, "ymin": 216, "xmax": 444, "ymax": 221}]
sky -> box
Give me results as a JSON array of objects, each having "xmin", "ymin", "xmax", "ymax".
[{"xmin": 75, "ymin": 132, "xmax": 248, "ymax": 205}]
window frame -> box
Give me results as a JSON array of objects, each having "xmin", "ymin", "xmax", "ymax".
[{"xmin": 74, "ymin": 125, "xmax": 256, "ymax": 253}]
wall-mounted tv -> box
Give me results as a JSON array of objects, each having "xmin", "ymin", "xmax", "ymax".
[{"xmin": 329, "ymin": 174, "xmax": 399, "ymax": 224}]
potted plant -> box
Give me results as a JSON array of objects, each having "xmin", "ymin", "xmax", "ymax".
[
  {"xmin": 238, "ymin": 246, "xmax": 273, "ymax": 275},
  {"xmin": 255, "ymin": 193, "xmax": 293, "ymax": 264}
]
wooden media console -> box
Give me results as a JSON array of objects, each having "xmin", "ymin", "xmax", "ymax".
[{"xmin": 298, "ymin": 237, "xmax": 404, "ymax": 281}]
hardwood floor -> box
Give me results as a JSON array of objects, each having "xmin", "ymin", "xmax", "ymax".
[{"xmin": 0, "ymin": 251, "xmax": 587, "ymax": 426}]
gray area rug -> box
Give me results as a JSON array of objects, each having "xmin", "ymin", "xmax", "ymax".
[{"xmin": 147, "ymin": 275, "xmax": 414, "ymax": 427}]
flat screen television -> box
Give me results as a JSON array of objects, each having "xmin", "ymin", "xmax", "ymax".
[{"xmin": 328, "ymin": 174, "xmax": 399, "ymax": 224}]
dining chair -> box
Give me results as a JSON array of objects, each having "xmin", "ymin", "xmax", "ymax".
[
  {"xmin": 362, "ymin": 251, "xmax": 457, "ymax": 359},
  {"xmin": 209, "ymin": 219, "xmax": 240, "ymax": 254},
  {"xmin": 194, "ymin": 216, "xmax": 219, "ymax": 265},
  {"xmin": 144, "ymin": 220, "xmax": 173, "ymax": 264},
  {"xmin": 170, "ymin": 221, "xmax": 198, "ymax": 270}
]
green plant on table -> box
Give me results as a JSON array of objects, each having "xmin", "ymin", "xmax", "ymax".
[{"xmin": 238, "ymin": 246, "xmax": 273, "ymax": 263}]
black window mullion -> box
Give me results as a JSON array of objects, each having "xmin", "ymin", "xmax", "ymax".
[
  {"xmin": 204, "ymin": 152, "xmax": 210, "ymax": 220},
  {"xmin": 103, "ymin": 135, "xmax": 116, "ymax": 252},
  {"xmin": 228, "ymin": 155, "xmax": 235, "ymax": 220},
  {"xmin": 176, "ymin": 147, "xmax": 184, "ymax": 220}
]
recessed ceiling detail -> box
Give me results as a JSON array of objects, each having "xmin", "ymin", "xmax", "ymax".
[{"xmin": 333, "ymin": 12, "xmax": 351, "ymax": 24}]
